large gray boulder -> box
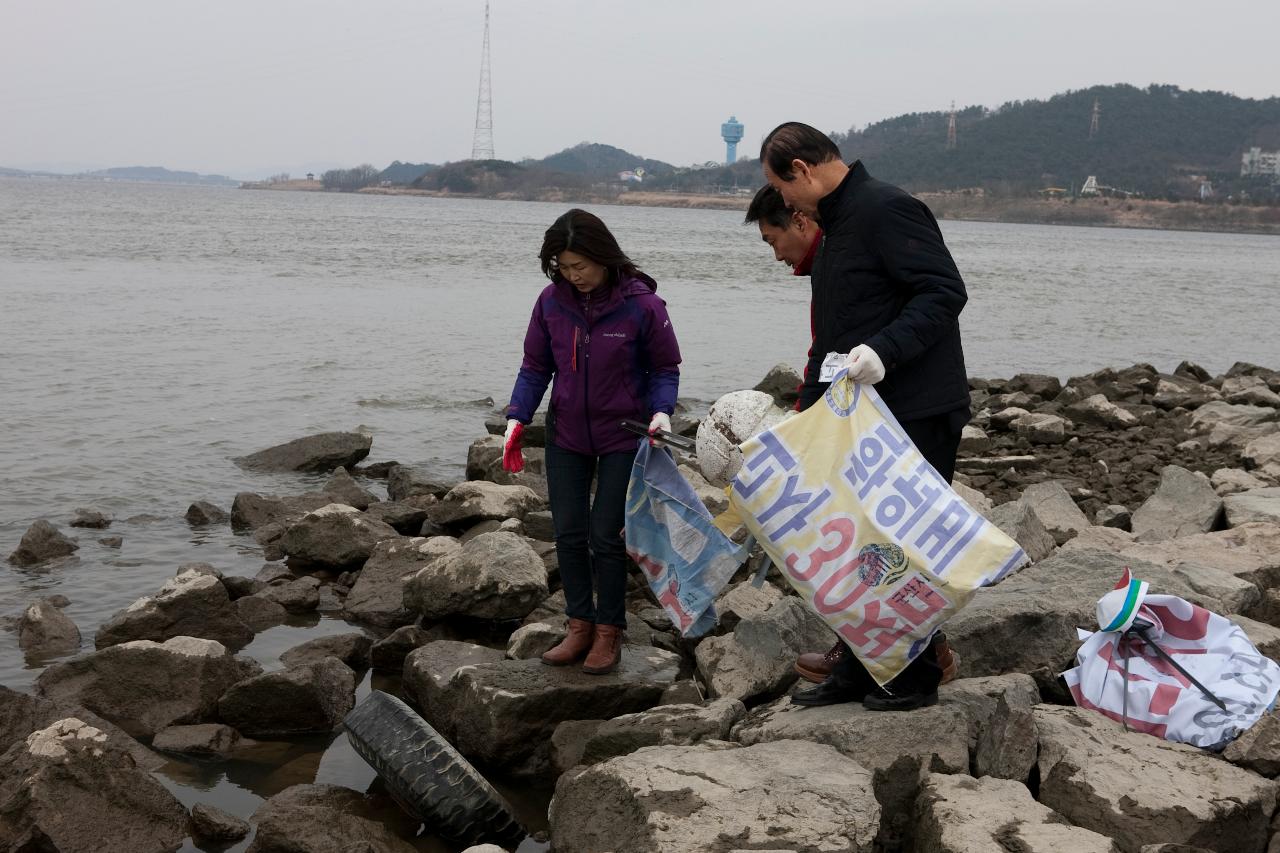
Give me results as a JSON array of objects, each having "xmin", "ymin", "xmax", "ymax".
[
  {"xmin": 1065, "ymin": 393, "xmax": 1139, "ymax": 429},
  {"xmin": 581, "ymin": 699, "xmax": 746, "ymax": 764},
  {"xmin": 229, "ymin": 491, "xmax": 332, "ymax": 531},
  {"xmin": 1223, "ymin": 375, "xmax": 1280, "ymax": 407},
  {"xmin": 693, "ymin": 596, "xmax": 834, "ymax": 702},
  {"xmin": 1012, "ymin": 412, "xmax": 1067, "ymax": 444},
  {"xmin": 0, "ymin": 685, "xmax": 161, "ymax": 771},
  {"xmin": 245, "ymin": 783, "xmax": 417, "ymax": 853},
  {"xmin": 217, "ymin": 657, "xmax": 356, "ymax": 737},
  {"xmin": 550, "ymin": 740, "xmax": 880, "ymax": 853},
  {"xmin": 18, "ymin": 597, "xmax": 81, "ymax": 657},
  {"xmin": 987, "ymin": 500, "xmax": 1056, "ymax": 563},
  {"xmin": 7, "ymin": 519, "xmax": 78, "ymax": 566},
  {"xmin": 321, "ymin": 466, "xmax": 379, "ymax": 510},
  {"xmin": 1063, "ymin": 522, "xmax": 1280, "ymax": 611},
  {"xmin": 1223, "ymin": 710, "xmax": 1280, "ymax": 777},
  {"xmin": 915, "ymin": 773, "xmax": 1119, "ymax": 853},
  {"xmin": 363, "ymin": 500, "xmax": 431, "ymax": 534},
  {"xmin": 279, "ymin": 632, "xmax": 372, "ymax": 671},
  {"xmin": 370, "ymin": 623, "xmax": 461, "ymax": 671},
  {"xmin": 0, "ymin": 718, "xmax": 189, "ymax": 853},
  {"xmin": 95, "ymin": 568, "xmax": 254, "ymax": 650},
  {"xmin": 1019, "ymin": 480, "xmax": 1091, "ymax": 545},
  {"xmin": 387, "ymin": 463, "xmax": 453, "ymax": 502},
  {"xmin": 428, "ymin": 481, "xmax": 543, "ymax": 527},
  {"xmin": 402, "ymin": 640, "xmax": 507, "ymax": 715},
  {"xmin": 1131, "ymin": 465, "xmax": 1223, "ymax": 541},
  {"xmin": 279, "ymin": 503, "xmax": 399, "ymax": 569},
  {"xmin": 937, "ymin": 674, "xmax": 1041, "ymax": 765},
  {"xmin": 190, "ymin": 803, "xmax": 250, "ymax": 844},
  {"xmin": 403, "ymin": 531, "xmax": 547, "ymax": 621},
  {"xmin": 185, "ymin": 500, "xmax": 229, "ymax": 525},
  {"xmin": 945, "ymin": 549, "xmax": 1222, "ymax": 686},
  {"xmin": 1189, "ymin": 401, "xmax": 1279, "ymax": 433},
  {"xmin": 712, "ymin": 578, "xmax": 785, "ymax": 632},
  {"xmin": 1243, "ymin": 431, "xmax": 1280, "ymax": 470},
  {"xmin": 1036, "ymin": 706, "xmax": 1277, "ymax": 853},
  {"xmin": 732, "ymin": 695, "xmax": 970, "ymax": 848},
  {"xmin": 252, "ymin": 576, "xmax": 320, "ymax": 613},
  {"xmin": 344, "ymin": 535, "xmax": 460, "ymax": 627},
  {"xmin": 151, "ymin": 723, "xmax": 245, "ymax": 759},
  {"xmin": 1224, "ymin": 488, "xmax": 1280, "ymax": 527},
  {"xmin": 233, "ymin": 431, "xmax": 372, "ymax": 473},
  {"xmin": 428, "ymin": 646, "xmax": 681, "ymax": 776},
  {"xmin": 36, "ymin": 637, "xmax": 259, "ymax": 739},
  {"xmin": 753, "ymin": 362, "xmax": 804, "ymax": 406}
]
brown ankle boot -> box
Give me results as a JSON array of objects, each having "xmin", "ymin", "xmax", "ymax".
[
  {"xmin": 541, "ymin": 618, "xmax": 594, "ymax": 666},
  {"xmin": 581, "ymin": 624, "xmax": 623, "ymax": 675}
]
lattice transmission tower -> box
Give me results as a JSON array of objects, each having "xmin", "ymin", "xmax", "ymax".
[
  {"xmin": 1088, "ymin": 98, "xmax": 1100, "ymax": 139},
  {"xmin": 471, "ymin": 1, "xmax": 495, "ymax": 161},
  {"xmin": 946, "ymin": 101, "xmax": 957, "ymax": 150}
]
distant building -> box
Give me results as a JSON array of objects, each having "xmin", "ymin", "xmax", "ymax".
[
  {"xmin": 721, "ymin": 115, "xmax": 744, "ymax": 165},
  {"xmin": 306, "ymin": 172, "xmax": 315, "ymax": 181},
  {"xmin": 1241, "ymin": 147, "xmax": 1280, "ymax": 178}
]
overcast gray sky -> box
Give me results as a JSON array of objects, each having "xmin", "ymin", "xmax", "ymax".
[{"xmin": 3, "ymin": 0, "xmax": 1278, "ymax": 179}]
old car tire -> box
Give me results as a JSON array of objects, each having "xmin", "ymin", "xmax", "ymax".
[{"xmin": 343, "ymin": 690, "xmax": 525, "ymax": 849}]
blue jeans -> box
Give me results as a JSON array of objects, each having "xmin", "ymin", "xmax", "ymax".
[{"xmin": 544, "ymin": 441, "xmax": 636, "ymax": 628}]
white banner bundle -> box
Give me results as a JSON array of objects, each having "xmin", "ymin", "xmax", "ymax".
[{"xmin": 1064, "ymin": 569, "xmax": 1280, "ymax": 750}]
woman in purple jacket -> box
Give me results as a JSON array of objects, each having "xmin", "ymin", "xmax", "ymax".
[{"xmin": 503, "ymin": 209, "xmax": 681, "ymax": 675}]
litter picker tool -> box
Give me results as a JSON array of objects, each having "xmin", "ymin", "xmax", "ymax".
[
  {"xmin": 620, "ymin": 419, "xmax": 695, "ymax": 453},
  {"xmin": 1127, "ymin": 619, "xmax": 1228, "ymax": 712}
]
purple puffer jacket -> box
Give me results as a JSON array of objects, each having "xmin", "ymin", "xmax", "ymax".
[{"xmin": 506, "ymin": 273, "xmax": 681, "ymax": 456}]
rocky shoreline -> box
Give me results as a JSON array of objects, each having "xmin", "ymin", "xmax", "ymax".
[{"xmin": 3, "ymin": 359, "xmax": 1280, "ymax": 852}]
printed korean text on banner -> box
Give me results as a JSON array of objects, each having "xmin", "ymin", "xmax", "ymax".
[
  {"xmin": 1064, "ymin": 568, "xmax": 1280, "ymax": 749},
  {"xmin": 625, "ymin": 441, "xmax": 751, "ymax": 638},
  {"xmin": 729, "ymin": 373, "xmax": 1027, "ymax": 685}
]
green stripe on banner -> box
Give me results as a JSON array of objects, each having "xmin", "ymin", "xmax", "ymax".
[{"xmin": 1104, "ymin": 580, "xmax": 1143, "ymax": 632}]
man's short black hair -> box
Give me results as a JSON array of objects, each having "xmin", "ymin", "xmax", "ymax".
[
  {"xmin": 759, "ymin": 122, "xmax": 841, "ymax": 181},
  {"xmin": 744, "ymin": 185, "xmax": 794, "ymax": 229}
]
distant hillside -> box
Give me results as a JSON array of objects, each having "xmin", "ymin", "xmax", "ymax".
[
  {"xmin": 412, "ymin": 158, "xmax": 590, "ymax": 197},
  {"xmin": 378, "ymin": 161, "xmax": 437, "ymax": 185},
  {"xmin": 837, "ymin": 84, "xmax": 1280, "ymax": 199},
  {"xmin": 535, "ymin": 143, "xmax": 675, "ymax": 179},
  {"xmin": 83, "ymin": 166, "xmax": 238, "ymax": 186}
]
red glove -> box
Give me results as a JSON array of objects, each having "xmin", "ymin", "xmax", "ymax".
[{"xmin": 502, "ymin": 420, "xmax": 525, "ymax": 473}]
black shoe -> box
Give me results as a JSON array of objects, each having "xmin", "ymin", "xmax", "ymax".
[
  {"xmin": 790, "ymin": 677, "xmax": 863, "ymax": 707},
  {"xmin": 862, "ymin": 688, "xmax": 938, "ymax": 712}
]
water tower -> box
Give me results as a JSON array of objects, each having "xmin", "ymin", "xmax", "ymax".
[{"xmin": 721, "ymin": 115, "xmax": 744, "ymax": 164}]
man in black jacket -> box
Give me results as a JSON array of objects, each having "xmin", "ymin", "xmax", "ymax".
[{"xmin": 761, "ymin": 122, "xmax": 971, "ymax": 711}]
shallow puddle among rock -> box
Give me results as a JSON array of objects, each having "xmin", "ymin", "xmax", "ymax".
[{"xmin": 153, "ymin": 664, "xmax": 552, "ymax": 852}]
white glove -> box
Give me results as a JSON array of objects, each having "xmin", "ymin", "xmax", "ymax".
[
  {"xmin": 504, "ymin": 419, "xmax": 520, "ymax": 443},
  {"xmin": 844, "ymin": 344, "xmax": 885, "ymax": 384},
  {"xmin": 648, "ymin": 412, "xmax": 672, "ymax": 446}
]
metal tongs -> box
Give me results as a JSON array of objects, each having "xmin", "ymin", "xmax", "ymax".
[{"xmin": 620, "ymin": 419, "xmax": 696, "ymax": 452}]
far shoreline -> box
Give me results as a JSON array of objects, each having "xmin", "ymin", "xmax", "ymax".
[{"xmin": 242, "ymin": 180, "xmax": 1280, "ymax": 237}]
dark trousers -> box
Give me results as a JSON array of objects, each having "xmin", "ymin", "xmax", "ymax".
[
  {"xmin": 544, "ymin": 441, "xmax": 635, "ymax": 628},
  {"xmin": 832, "ymin": 407, "xmax": 967, "ymax": 696}
]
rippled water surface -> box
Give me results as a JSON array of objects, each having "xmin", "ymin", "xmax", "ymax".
[{"xmin": 1, "ymin": 178, "xmax": 1278, "ymax": 849}]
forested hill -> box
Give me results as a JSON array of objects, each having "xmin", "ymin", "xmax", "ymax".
[
  {"xmin": 536, "ymin": 143, "xmax": 675, "ymax": 179},
  {"xmin": 837, "ymin": 84, "xmax": 1280, "ymax": 198}
]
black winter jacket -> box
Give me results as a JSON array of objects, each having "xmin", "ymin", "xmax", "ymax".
[{"xmin": 798, "ymin": 161, "xmax": 970, "ymax": 422}]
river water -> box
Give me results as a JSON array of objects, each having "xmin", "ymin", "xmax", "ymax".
[{"xmin": 1, "ymin": 178, "xmax": 1278, "ymax": 850}]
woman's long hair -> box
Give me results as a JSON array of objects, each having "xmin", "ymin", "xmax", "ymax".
[{"xmin": 539, "ymin": 209, "xmax": 639, "ymax": 282}]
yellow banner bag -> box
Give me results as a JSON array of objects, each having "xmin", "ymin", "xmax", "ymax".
[{"xmin": 729, "ymin": 376, "xmax": 1028, "ymax": 685}]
